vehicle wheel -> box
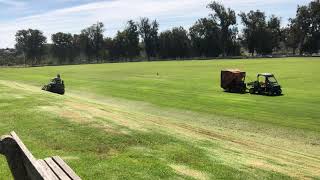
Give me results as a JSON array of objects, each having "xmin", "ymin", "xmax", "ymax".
[
  {"xmin": 249, "ymin": 88, "xmax": 255, "ymax": 94},
  {"xmin": 42, "ymin": 85, "xmax": 49, "ymax": 91},
  {"xmin": 276, "ymin": 90, "xmax": 282, "ymax": 96}
]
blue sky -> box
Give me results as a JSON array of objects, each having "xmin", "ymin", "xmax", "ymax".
[{"xmin": 0, "ymin": 0, "xmax": 310, "ymax": 48}]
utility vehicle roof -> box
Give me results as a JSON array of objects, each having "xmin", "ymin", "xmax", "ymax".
[{"xmin": 258, "ymin": 73, "xmax": 274, "ymax": 77}]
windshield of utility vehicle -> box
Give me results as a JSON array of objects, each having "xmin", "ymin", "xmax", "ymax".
[{"xmin": 268, "ymin": 76, "xmax": 278, "ymax": 84}]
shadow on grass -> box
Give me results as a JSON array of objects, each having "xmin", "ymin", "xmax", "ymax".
[{"xmin": 222, "ymin": 90, "xmax": 285, "ymax": 97}]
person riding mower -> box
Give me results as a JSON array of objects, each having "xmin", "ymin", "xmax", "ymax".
[{"xmin": 42, "ymin": 74, "xmax": 65, "ymax": 95}]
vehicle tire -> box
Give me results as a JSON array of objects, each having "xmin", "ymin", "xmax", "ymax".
[
  {"xmin": 42, "ymin": 85, "xmax": 49, "ymax": 91},
  {"xmin": 249, "ymin": 88, "xmax": 255, "ymax": 94},
  {"xmin": 276, "ymin": 90, "xmax": 282, "ymax": 96}
]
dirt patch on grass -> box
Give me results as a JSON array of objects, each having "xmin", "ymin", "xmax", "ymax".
[
  {"xmin": 39, "ymin": 106, "xmax": 92, "ymax": 123},
  {"xmin": 10, "ymin": 86, "xmax": 320, "ymax": 179},
  {"xmin": 60, "ymin": 156, "xmax": 80, "ymax": 161},
  {"xmin": 39, "ymin": 105, "xmax": 124, "ymax": 135},
  {"xmin": 0, "ymin": 80, "xmax": 41, "ymax": 93},
  {"xmin": 248, "ymin": 160, "xmax": 295, "ymax": 178},
  {"xmin": 170, "ymin": 164, "xmax": 208, "ymax": 180},
  {"xmin": 68, "ymin": 103, "xmax": 320, "ymax": 179},
  {"xmin": 64, "ymin": 100, "xmax": 147, "ymax": 131}
]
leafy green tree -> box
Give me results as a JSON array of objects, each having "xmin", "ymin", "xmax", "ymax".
[
  {"xmin": 80, "ymin": 22, "xmax": 105, "ymax": 62},
  {"xmin": 303, "ymin": 1, "xmax": 320, "ymax": 54},
  {"xmin": 51, "ymin": 32, "xmax": 74, "ymax": 64},
  {"xmin": 292, "ymin": 5, "xmax": 311, "ymax": 55},
  {"xmin": 281, "ymin": 26, "xmax": 299, "ymax": 54},
  {"xmin": 189, "ymin": 18, "xmax": 222, "ymax": 57},
  {"xmin": 71, "ymin": 34, "xmax": 81, "ymax": 63},
  {"xmin": 239, "ymin": 10, "xmax": 276, "ymax": 55},
  {"xmin": 207, "ymin": 1, "xmax": 237, "ymax": 56},
  {"xmin": 15, "ymin": 29, "xmax": 47, "ymax": 65},
  {"xmin": 110, "ymin": 20, "xmax": 140, "ymax": 61},
  {"xmin": 125, "ymin": 20, "xmax": 140, "ymax": 59},
  {"xmin": 103, "ymin": 37, "xmax": 114, "ymax": 61},
  {"xmin": 159, "ymin": 27, "xmax": 190, "ymax": 58},
  {"xmin": 158, "ymin": 30, "xmax": 171, "ymax": 59},
  {"xmin": 138, "ymin": 18, "xmax": 159, "ymax": 60},
  {"xmin": 109, "ymin": 31, "xmax": 126, "ymax": 60},
  {"xmin": 287, "ymin": 1, "xmax": 320, "ymax": 55},
  {"xmin": 268, "ymin": 15, "xmax": 281, "ymax": 52}
]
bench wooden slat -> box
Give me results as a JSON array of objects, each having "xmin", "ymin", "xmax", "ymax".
[
  {"xmin": 10, "ymin": 132, "xmax": 36, "ymax": 162},
  {"xmin": 52, "ymin": 156, "xmax": 81, "ymax": 180},
  {"xmin": 45, "ymin": 157, "xmax": 72, "ymax": 180},
  {"xmin": 38, "ymin": 159, "xmax": 60, "ymax": 180},
  {"xmin": 1, "ymin": 131, "xmax": 81, "ymax": 180},
  {"xmin": 10, "ymin": 131, "xmax": 54, "ymax": 179}
]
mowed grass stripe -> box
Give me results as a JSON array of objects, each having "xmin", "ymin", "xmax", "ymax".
[
  {"xmin": 0, "ymin": 79, "xmax": 319, "ymax": 179},
  {"xmin": 0, "ymin": 83, "xmax": 296, "ymax": 179},
  {"xmin": 0, "ymin": 57, "xmax": 319, "ymax": 179},
  {"xmin": 0, "ymin": 58, "xmax": 319, "ymax": 132}
]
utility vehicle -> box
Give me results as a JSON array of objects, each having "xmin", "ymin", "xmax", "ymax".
[{"xmin": 248, "ymin": 73, "xmax": 282, "ymax": 96}]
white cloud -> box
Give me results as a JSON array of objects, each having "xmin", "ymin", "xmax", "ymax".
[
  {"xmin": 0, "ymin": 0, "xmax": 25, "ymax": 6},
  {"xmin": 0, "ymin": 0, "xmax": 211, "ymax": 48},
  {"xmin": 0, "ymin": 0, "xmax": 309, "ymax": 48}
]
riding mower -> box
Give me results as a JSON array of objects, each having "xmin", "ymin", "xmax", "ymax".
[
  {"xmin": 42, "ymin": 76, "xmax": 65, "ymax": 95},
  {"xmin": 247, "ymin": 73, "xmax": 282, "ymax": 96}
]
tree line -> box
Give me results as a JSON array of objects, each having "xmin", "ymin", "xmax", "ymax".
[{"xmin": 1, "ymin": 0, "xmax": 319, "ymax": 66}]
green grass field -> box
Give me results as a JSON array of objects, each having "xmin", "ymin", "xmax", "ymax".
[{"xmin": 0, "ymin": 57, "xmax": 319, "ymax": 179}]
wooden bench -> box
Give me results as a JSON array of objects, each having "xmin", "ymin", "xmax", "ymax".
[{"xmin": 0, "ymin": 131, "xmax": 81, "ymax": 180}]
